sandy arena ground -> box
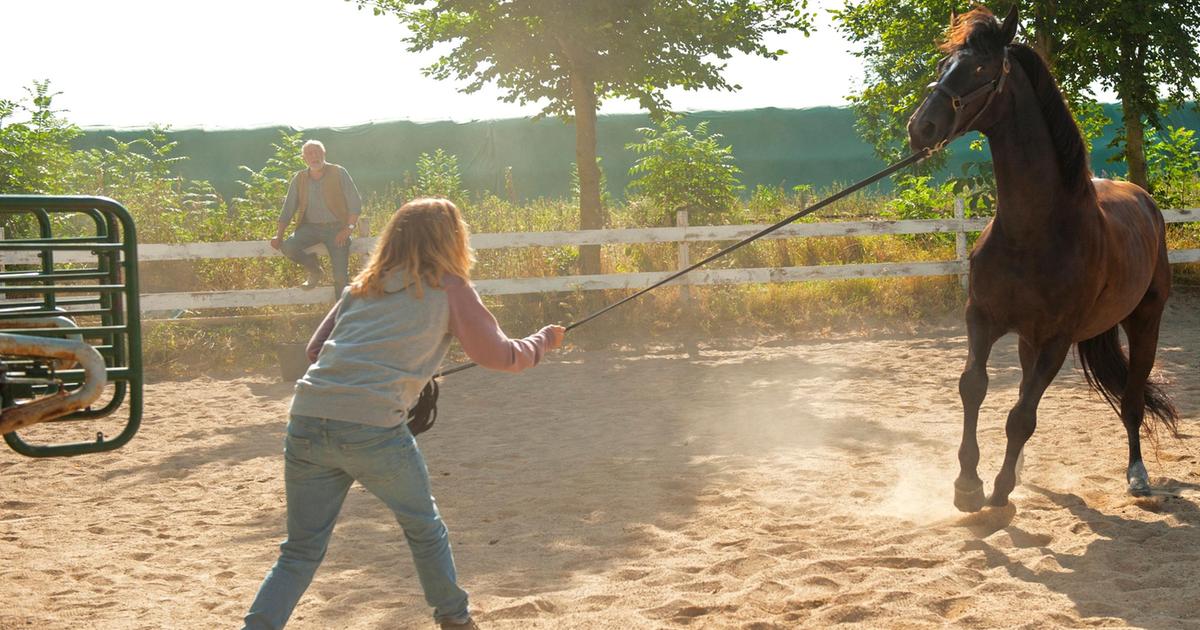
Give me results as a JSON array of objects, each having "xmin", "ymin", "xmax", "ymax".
[{"xmin": 2, "ymin": 293, "xmax": 1199, "ymax": 629}]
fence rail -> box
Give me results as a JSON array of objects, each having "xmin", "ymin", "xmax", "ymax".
[{"xmin": 3, "ymin": 208, "xmax": 1198, "ymax": 315}]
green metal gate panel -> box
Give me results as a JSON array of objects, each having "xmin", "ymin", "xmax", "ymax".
[{"xmin": 0, "ymin": 195, "xmax": 143, "ymax": 457}]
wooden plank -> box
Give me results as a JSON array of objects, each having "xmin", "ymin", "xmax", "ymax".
[
  {"xmin": 469, "ymin": 218, "xmax": 994, "ymax": 249},
  {"xmin": 140, "ymin": 287, "xmax": 335, "ymax": 311},
  {"xmin": 7, "ymin": 212, "xmax": 1198, "ymax": 264},
  {"xmin": 1169, "ymin": 248, "xmax": 1200, "ymax": 264},
  {"xmin": 0, "ymin": 240, "xmax": 369, "ymax": 265},
  {"xmin": 139, "ymin": 261, "xmax": 969, "ymax": 311},
  {"xmin": 137, "ymin": 239, "xmax": 375, "ymax": 261},
  {"xmin": 1163, "ymin": 208, "xmax": 1199, "ymax": 223}
]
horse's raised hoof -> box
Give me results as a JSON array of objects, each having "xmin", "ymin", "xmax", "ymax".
[
  {"xmin": 1127, "ymin": 461, "xmax": 1152, "ymax": 497},
  {"xmin": 954, "ymin": 478, "xmax": 986, "ymax": 513}
]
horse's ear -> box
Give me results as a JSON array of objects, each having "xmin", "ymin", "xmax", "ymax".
[
  {"xmin": 1000, "ymin": 4, "xmax": 1019, "ymax": 44},
  {"xmin": 949, "ymin": 8, "xmax": 958, "ymax": 25}
]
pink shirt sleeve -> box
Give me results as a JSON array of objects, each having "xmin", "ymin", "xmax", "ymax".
[
  {"xmin": 444, "ymin": 274, "xmax": 553, "ymax": 373},
  {"xmin": 306, "ymin": 299, "xmax": 342, "ymax": 362}
]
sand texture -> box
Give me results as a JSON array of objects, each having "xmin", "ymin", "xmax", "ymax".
[{"xmin": 3, "ymin": 294, "xmax": 1199, "ymax": 629}]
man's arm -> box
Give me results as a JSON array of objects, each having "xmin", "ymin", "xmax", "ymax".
[
  {"xmin": 336, "ymin": 167, "xmax": 363, "ymax": 244},
  {"xmin": 342, "ymin": 167, "xmax": 362, "ymax": 231},
  {"xmin": 271, "ymin": 175, "xmax": 300, "ymax": 249}
]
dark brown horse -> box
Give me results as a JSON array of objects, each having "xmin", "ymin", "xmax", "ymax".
[{"xmin": 907, "ymin": 4, "xmax": 1178, "ymax": 511}]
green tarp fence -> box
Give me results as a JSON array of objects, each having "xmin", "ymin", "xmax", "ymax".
[{"xmin": 73, "ymin": 105, "xmax": 1200, "ymax": 205}]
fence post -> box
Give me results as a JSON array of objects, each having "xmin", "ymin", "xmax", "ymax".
[
  {"xmin": 677, "ymin": 208, "xmax": 699, "ymax": 357},
  {"xmin": 676, "ymin": 208, "xmax": 691, "ymax": 298},
  {"xmin": 955, "ymin": 198, "xmax": 969, "ymax": 292},
  {"xmin": 0, "ymin": 226, "xmax": 5, "ymax": 300}
]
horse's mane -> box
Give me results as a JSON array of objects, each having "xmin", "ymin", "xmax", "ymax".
[
  {"xmin": 940, "ymin": 7, "xmax": 1006, "ymax": 54},
  {"xmin": 1008, "ymin": 44, "xmax": 1093, "ymax": 194},
  {"xmin": 942, "ymin": 7, "xmax": 1093, "ymax": 196}
]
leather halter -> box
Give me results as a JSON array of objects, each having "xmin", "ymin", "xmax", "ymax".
[{"xmin": 926, "ymin": 47, "xmax": 1011, "ymax": 148}]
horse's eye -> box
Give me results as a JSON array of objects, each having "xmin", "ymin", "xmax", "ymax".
[{"xmin": 976, "ymin": 65, "xmax": 984, "ymax": 74}]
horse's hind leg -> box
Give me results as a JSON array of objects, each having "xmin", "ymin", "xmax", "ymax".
[
  {"xmin": 988, "ymin": 336, "xmax": 1071, "ymax": 507},
  {"xmin": 1011, "ymin": 337, "xmax": 1041, "ymax": 486},
  {"xmin": 1120, "ymin": 289, "xmax": 1169, "ymax": 496},
  {"xmin": 956, "ymin": 305, "xmax": 1003, "ymax": 512}
]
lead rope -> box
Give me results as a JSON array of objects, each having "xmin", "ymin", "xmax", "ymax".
[{"xmin": 407, "ymin": 147, "xmax": 937, "ymax": 435}]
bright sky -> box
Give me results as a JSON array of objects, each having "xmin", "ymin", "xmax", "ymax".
[{"xmin": 5, "ymin": 0, "xmax": 867, "ymax": 130}]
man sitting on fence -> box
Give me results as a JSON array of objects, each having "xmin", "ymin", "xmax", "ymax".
[{"xmin": 269, "ymin": 140, "xmax": 362, "ymax": 298}]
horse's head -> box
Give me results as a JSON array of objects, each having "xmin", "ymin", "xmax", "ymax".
[{"xmin": 907, "ymin": 5, "xmax": 1018, "ymax": 152}]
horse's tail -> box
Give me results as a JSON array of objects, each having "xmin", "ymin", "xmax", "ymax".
[{"xmin": 1077, "ymin": 326, "xmax": 1179, "ymax": 437}]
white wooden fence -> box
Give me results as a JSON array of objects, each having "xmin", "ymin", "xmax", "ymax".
[{"xmin": 3, "ymin": 207, "xmax": 1198, "ymax": 315}]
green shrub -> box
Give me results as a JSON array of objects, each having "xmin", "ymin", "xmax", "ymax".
[
  {"xmin": 406, "ymin": 149, "xmax": 467, "ymax": 207},
  {"xmin": 1147, "ymin": 125, "xmax": 1200, "ymax": 210},
  {"xmin": 626, "ymin": 115, "xmax": 744, "ymax": 224}
]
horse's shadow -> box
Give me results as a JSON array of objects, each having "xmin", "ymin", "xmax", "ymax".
[{"xmin": 965, "ymin": 483, "xmax": 1200, "ymax": 628}]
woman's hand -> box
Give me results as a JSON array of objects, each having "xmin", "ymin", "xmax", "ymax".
[{"xmin": 545, "ymin": 325, "xmax": 566, "ymax": 350}]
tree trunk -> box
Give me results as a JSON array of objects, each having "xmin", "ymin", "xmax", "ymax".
[
  {"xmin": 1121, "ymin": 100, "xmax": 1150, "ymax": 190},
  {"xmin": 570, "ymin": 72, "xmax": 604, "ymax": 275},
  {"xmin": 1029, "ymin": 0, "xmax": 1057, "ymax": 70}
]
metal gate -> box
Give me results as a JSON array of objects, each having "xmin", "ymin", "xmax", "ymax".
[{"xmin": 0, "ymin": 195, "xmax": 143, "ymax": 457}]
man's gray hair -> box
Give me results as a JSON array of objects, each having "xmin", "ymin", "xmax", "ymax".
[{"xmin": 302, "ymin": 139, "xmax": 326, "ymax": 153}]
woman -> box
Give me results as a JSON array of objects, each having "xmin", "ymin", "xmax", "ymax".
[{"xmin": 244, "ymin": 198, "xmax": 565, "ymax": 629}]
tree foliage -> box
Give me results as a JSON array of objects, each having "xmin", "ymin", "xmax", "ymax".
[
  {"xmin": 0, "ymin": 81, "xmax": 81, "ymax": 195},
  {"xmin": 349, "ymin": 0, "xmax": 812, "ymax": 272},
  {"xmin": 1076, "ymin": 0, "xmax": 1200, "ymax": 188},
  {"xmin": 833, "ymin": 0, "xmax": 1200, "ymax": 191},
  {"xmin": 1145, "ymin": 125, "xmax": 1200, "ymax": 210}
]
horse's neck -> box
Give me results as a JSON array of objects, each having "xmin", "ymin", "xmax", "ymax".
[{"xmin": 984, "ymin": 72, "xmax": 1092, "ymax": 245}]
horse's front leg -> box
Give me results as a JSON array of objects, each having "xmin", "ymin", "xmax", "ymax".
[
  {"xmin": 988, "ymin": 336, "xmax": 1071, "ymax": 507},
  {"xmin": 956, "ymin": 305, "xmax": 1002, "ymax": 512}
]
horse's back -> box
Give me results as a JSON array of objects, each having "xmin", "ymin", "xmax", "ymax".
[{"xmin": 1092, "ymin": 178, "xmax": 1166, "ymax": 239}]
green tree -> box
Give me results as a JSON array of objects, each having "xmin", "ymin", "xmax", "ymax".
[
  {"xmin": 0, "ymin": 81, "xmax": 80, "ymax": 194},
  {"xmin": 1075, "ymin": 0, "xmax": 1200, "ymax": 189},
  {"xmin": 626, "ymin": 116, "xmax": 744, "ymax": 224},
  {"xmin": 834, "ymin": 0, "xmax": 1200, "ymax": 191},
  {"xmin": 349, "ymin": 0, "xmax": 811, "ymax": 273},
  {"xmin": 833, "ymin": 0, "xmax": 960, "ymax": 164}
]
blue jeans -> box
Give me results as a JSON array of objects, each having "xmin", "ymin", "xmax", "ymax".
[
  {"xmin": 280, "ymin": 222, "xmax": 350, "ymax": 299},
  {"xmin": 243, "ymin": 415, "xmax": 469, "ymax": 629}
]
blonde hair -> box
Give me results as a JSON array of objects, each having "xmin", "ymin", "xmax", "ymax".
[{"xmin": 350, "ymin": 198, "xmax": 474, "ymax": 299}]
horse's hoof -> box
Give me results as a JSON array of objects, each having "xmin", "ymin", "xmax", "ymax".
[
  {"xmin": 985, "ymin": 495, "xmax": 1010, "ymax": 508},
  {"xmin": 1128, "ymin": 461, "xmax": 1151, "ymax": 497},
  {"xmin": 954, "ymin": 478, "xmax": 986, "ymax": 513}
]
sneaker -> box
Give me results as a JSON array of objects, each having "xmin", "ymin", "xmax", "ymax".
[
  {"xmin": 437, "ymin": 618, "xmax": 479, "ymax": 629},
  {"xmin": 299, "ymin": 270, "xmax": 323, "ymax": 290}
]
